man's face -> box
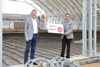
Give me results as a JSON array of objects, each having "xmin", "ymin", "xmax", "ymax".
[
  {"xmin": 65, "ymin": 14, "xmax": 70, "ymax": 20},
  {"xmin": 31, "ymin": 11, "xmax": 37, "ymax": 18}
]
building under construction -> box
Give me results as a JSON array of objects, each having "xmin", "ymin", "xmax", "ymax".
[{"xmin": 0, "ymin": 0, "xmax": 100, "ymax": 67}]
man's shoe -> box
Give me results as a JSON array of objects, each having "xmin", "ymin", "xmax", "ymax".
[
  {"xmin": 30, "ymin": 61, "xmax": 38, "ymax": 65},
  {"xmin": 33, "ymin": 62, "xmax": 38, "ymax": 65},
  {"xmin": 24, "ymin": 64, "xmax": 29, "ymax": 66},
  {"xmin": 24, "ymin": 62, "xmax": 29, "ymax": 66},
  {"xmin": 66, "ymin": 56, "xmax": 70, "ymax": 59},
  {"xmin": 60, "ymin": 57, "xmax": 64, "ymax": 59}
]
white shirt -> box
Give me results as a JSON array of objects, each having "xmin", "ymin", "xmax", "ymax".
[{"xmin": 31, "ymin": 17, "xmax": 38, "ymax": 34}]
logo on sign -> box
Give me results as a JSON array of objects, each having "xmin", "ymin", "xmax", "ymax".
[{"xmin": 57, "ymin": 27, "xmax": 62, "ymax": 32}]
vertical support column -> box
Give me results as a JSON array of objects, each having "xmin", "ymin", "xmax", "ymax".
[
  {"xmin": 88, "ymin": 0, "xmax": 93, "ymax": 57},
  {"xmin": 82, "ymin": 0, "xmax": 87, "ymax": 56},
  {"xmin": 0, "ymin": 0, "xmax": 2, "ymax": 66},
  {"xmin": 82, "ymin": 0, "xmax": 85, "ymax": 55},
  {"xmin": 84, "ymin": 0, "xmax": 87, "ymax": 56},
  {"xmin": 94, "ymin": 0, "xmax": 97, "ymax": 56}
]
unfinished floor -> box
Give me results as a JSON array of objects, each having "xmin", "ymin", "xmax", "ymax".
[{"xmin": 2, "ymin": 32, "xmax": 100, "ymax": 67}]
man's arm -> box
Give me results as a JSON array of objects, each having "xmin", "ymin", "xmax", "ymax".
[
  {"xmin": 25, "ymin": 18, "xmax": 29, "ymax": 41},
  {"xmin": 38, "ymin": 25, "xmax": 46, "ymax": 31},
  {"xmin": 37, "ymin": 18, "xmax": 47, "ymax": 31},
  {"xmin": 66, "ymin": 21, "xmax": 73, "ymax": 35}
]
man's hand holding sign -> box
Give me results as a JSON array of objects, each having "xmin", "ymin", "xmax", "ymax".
[{"xmin": 47, "ymin": 23, "xmax": 64, "ymax": 34}]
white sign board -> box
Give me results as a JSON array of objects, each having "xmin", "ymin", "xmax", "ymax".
[{"xmin": 48, "ymin": 23, "xmax": 64, "ymax": 34}]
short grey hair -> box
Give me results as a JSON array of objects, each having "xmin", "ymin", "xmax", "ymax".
[{"xmin": 31, "ymin": 9, "xmax": 37, "ymax": 13}]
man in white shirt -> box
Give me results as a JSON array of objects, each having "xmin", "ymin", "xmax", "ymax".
[
  {"xmin": 32, "ymin": 18, "xmax": 38, "ymax": 34},
  {"xmin": 24, "ymin": 10, "xmax": 45, "ymax": 65}
]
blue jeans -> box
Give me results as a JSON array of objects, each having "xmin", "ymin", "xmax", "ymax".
[{"xmin": 24, "ymin": 34, "xmax": 38, "ymax": 63}]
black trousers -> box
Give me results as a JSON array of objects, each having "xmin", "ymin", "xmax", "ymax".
[{"xmin": 60, "ymin": 35, "xmax": 72, "ymax": 58}]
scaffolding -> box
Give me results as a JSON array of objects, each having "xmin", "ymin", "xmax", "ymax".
[
  {"xmin": 0, "ymin": 0, "xmax": 2, "ymax": 67},
  {"xmin": 82, "ymin": 0, "xmax": 100, "ymax": 57}
]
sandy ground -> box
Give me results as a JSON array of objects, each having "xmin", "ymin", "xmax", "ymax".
[
  {"xmin": 2, "ymin": 32, "xmax": 100, "ymax": 67},
  {"xmin": 82, "ymin": 63, "xmax": 100, "ymax": 67}
]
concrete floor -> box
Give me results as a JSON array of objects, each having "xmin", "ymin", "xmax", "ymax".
[{"xmin": 2, "ymin": 32, "xmax": 100, "ymax": 67}]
